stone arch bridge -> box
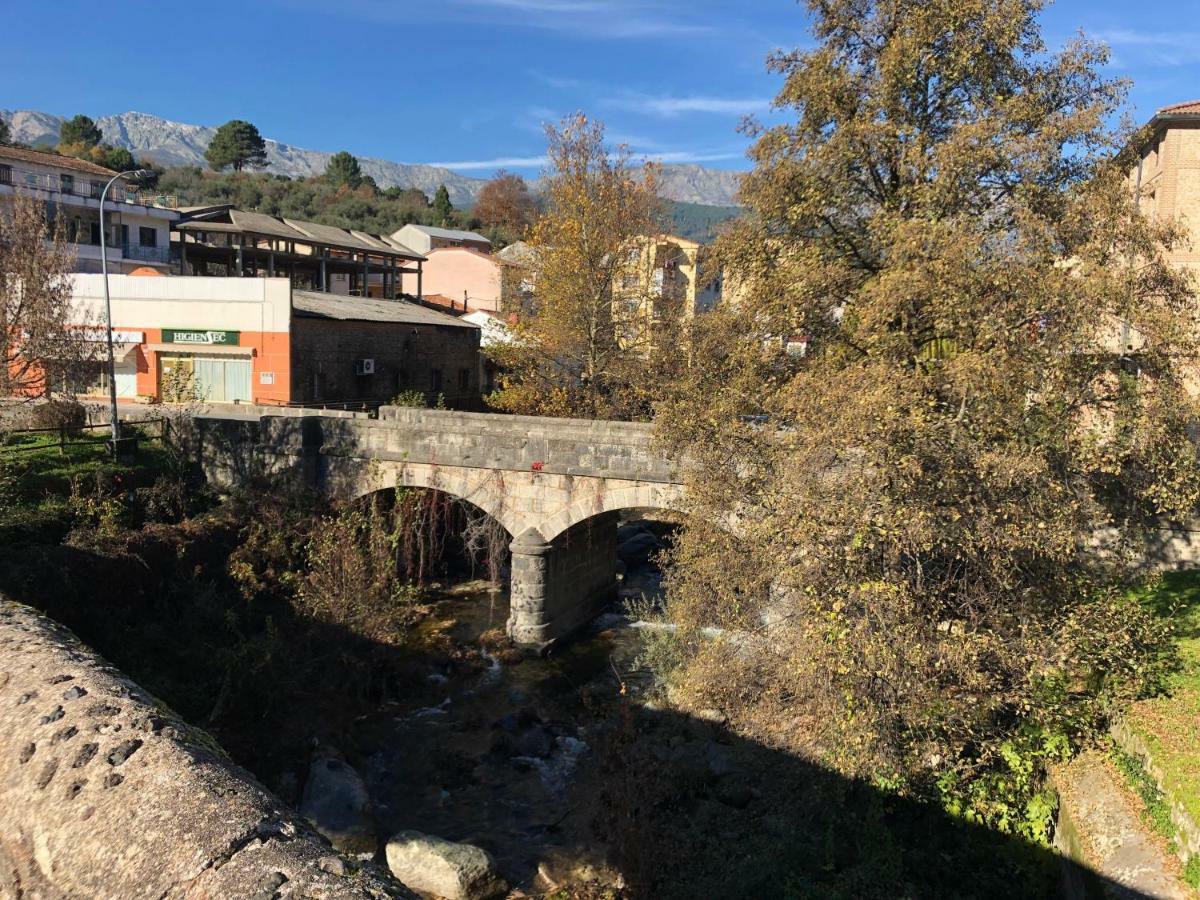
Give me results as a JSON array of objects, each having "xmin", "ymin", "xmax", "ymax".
[{"xmin": 195, "ymin": 406, "xmax": 684, "ymax": 647}]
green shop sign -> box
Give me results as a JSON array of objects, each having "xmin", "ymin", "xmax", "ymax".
[{"xmin": 162, "ymin": 329, "xmax": 241, "ymax": 346}]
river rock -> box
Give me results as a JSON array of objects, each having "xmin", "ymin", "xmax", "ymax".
[
  {"xmin": 385, "ymin": 831, "xmax": 506, "ymax": 900},
  {"xmin": 299, "ymin": 748, "xmax": 377, "ymax": 854}
]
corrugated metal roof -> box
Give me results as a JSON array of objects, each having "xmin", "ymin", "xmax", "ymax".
[
  {"xmin": 291, "ymin": 290, "xmax": 480, "ymax": 328},
  {"xmin": 400, "ymin": 224, "xmax": 492, "ymax": 244},
  {"xmin": 284, "ymin": 218, "xmax": 385, "ymax": 254},
  {"xmin": 230, "ymin": 209, "xmax": 309, "ymax": 242},
  {"xmin": 176, "ymin": 207, "xmax": 424, "ymax": 261}
]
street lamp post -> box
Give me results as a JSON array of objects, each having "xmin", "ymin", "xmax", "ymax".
[{"xmin": 97, "ymin": 169, "xmax": 152, "ymax": 453}]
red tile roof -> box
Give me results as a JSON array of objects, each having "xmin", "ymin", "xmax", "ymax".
[
  {"xmin": 1155, "ymin": 100, "xmax": 1200, "ymax": 117},
  {"xmin": 0, "ymin": 144, "xmax": 119, "ymax": 177}
]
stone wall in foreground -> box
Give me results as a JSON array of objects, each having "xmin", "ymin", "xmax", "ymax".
[{"xmin": 0, "ymin": 599, "xmax": 409, "ymax": 899}]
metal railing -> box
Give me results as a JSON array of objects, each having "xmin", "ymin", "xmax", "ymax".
[
  {"xmin": 122, "ymin": 243, "xmax": 171, "ymax": 264},
  {"xmin": 0, "ymin": 166, "xmax": 177, "ymax": 208}
]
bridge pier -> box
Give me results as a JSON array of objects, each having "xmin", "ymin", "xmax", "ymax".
[{"xmin": 508, "ymin": 513, "xmax": 619, "ymax": 648}]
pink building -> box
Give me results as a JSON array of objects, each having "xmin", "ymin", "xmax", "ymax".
[{"xmin": 407, "ymin": 246, "xmax": 505, "ymax": 313}]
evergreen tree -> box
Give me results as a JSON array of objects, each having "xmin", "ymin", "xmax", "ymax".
[
  {"xmin": 325, "ymin": 151, "xmax": 363, "ymax": 188},
  {"xmin": 100, "ymin": 146, "xmax": 135, "ymax": 173},
  {"xmin": 0, "ymin": 117, "xmax": 10, "ymax": 146},
  {"xmin": 205, "ymin": 120, "xmax": 268, "ymax": 172},
  {"xmin": 58, "ymin": 114, "xmax": 102, "ymax": 149},
  {"xmin": 432, "ymin": 184, "xmax": 453, "ymax": 225}
]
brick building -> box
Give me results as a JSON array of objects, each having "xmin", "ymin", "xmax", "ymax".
[
  {"xmin": 1132, "ymin": 100, "xmax": 1200, "ymax": 285},
  {"xmin": 64, "ymin": 275, "xmax": 481, "ymax": 408}
]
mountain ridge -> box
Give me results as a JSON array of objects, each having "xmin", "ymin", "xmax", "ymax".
[{"xmin": 0, "ymin": 109, "xmax": 744, "ymax": 208}]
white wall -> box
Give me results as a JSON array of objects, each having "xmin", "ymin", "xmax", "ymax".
[{"xmin": 69, "ymin": 275, "xmax": 293, "ymax": 334}]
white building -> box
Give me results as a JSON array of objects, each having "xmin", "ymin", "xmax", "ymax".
[
  {"xmin": 0, "ymin": 145, "xmax": 179, "ymax": 274},
  {"xmin": 391, "ymin": 223, "xmax": 492, "ymax": 255}
]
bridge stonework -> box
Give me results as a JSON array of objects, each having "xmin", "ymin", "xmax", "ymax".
[{"xmin": 195, "ymin": 406, "xmax": 684, "ymax": 646}]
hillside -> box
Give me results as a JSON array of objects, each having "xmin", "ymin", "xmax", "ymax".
[{"xmin": 0, "ymin": 109, "xmax": 745, "ymax": 208}]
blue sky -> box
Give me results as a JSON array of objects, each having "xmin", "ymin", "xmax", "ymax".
[{"xmin": 3, "ymin": 0, "xmax": 1198, "ymax": 177}]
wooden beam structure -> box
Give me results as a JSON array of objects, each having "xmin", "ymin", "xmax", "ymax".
[{"xmin": 172, "ymin": 206, "xmax": 425, "ymax": 300}]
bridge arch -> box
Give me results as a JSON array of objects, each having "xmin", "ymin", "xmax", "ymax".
[
  {"xmin": 346, "ymin": 459, "xmax": 523, "ymax": 539},
  {"xmin": 537, "ymin": 481, "xmax": 686, "ymax": 542}
]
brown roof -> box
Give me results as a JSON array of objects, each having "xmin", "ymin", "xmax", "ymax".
[
  {"xmin": 292, "ymin": 290, "xmax": 478, "ymax": 329},
  {"xmin": 1157, "ymin": 100, "xmax": 1200, "ymax": 116},
  {"xmin": 0, "ymin": 144, "xmax": 119, "ymax": 177}
]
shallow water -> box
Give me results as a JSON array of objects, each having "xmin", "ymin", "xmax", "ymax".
[{"xmin": 353, "ymin": 566, "xmax": 664, "ymax": 892}]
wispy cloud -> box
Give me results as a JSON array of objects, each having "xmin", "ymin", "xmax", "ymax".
[
  {"xmin": 604, "ymin": 92, "xmax": 772, "ymax": 117},
  {"xmin": 1094, "ymin": 29, "xmax": 1200, "ymax": 67},
  {"xmin": 420, "ymin": 145, "xmax": 744, "ymax": 173},
  {"xmin": 447, "ymin": 0, "xmax": 715, "ymax": 39},
  {"xmin": 421, "ymin": 155, "xmax": 551, "ymax": 171}
]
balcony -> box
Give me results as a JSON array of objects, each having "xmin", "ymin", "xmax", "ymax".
[
  {"xmin": 122, "ymin": 243, "xmax": 172, "ymax": 264},
  {"xmin": 0, "ymin": 165, "xmax": 177, "ymax": 208}
]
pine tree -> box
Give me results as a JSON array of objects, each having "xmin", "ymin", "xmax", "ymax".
[
  {"xmin": 432, "ymin": 184, "xmax": 453, "ymax": 225},
  {"xmin": 325, "ymin": 151, "xmax": 363, "ymax": 188},
  {"xmin": 205, "ymin": 120, "xmax": 268, "ymax": 172},
  {"xmin": 58, "ymin": 115, "xmax": 102, "ymax": 149}
]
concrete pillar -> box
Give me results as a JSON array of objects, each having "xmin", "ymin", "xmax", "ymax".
[{"xmin": 507, "ymin": 513, "xmax": 620, "ymax": 648}]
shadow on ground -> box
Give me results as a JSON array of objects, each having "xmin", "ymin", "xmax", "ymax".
[{"xmin": 0, "ymin": 506, "xmax": 1160, "ymax": 900}]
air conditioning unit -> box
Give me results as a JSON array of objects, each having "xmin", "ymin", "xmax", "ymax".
[{"xmin": 355, "ymin": 358, "xmax": 376, "ymax": 376}]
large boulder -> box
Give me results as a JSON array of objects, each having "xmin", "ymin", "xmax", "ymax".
[
  {"xmin": 300, "ymin": 748, "xmax": 377, "ymax": 854},
  {"xmin": 385, "ymin": 832, "xmax": 506, "ymax": 900}
]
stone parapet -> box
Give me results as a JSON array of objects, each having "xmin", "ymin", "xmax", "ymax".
[{"xmin": 0, "ymin": 599, "xmax": 408, "ymax": 899}]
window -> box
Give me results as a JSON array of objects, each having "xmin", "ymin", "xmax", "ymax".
[
  {"xmin": 139, "ymin": 226, "xmax": 157, "ymax": 247},
  {"xmin": 0, "ymin": 164, "xmax": 12, "ymax": 185},
  {"xmin": 89, "ymin": 222, "xmax": 101, "ymax": 245},
  {"xmin": 458, "ymin": 368, "xmax": 470, "ymax": 391},
  {"xmin": 60, "ymin": 173, "xmax": 74, "ymax": 194},
  {"xmin": 89, "ymin": 180, "xmax": 102, "ymax": 198},
  {"xmin": 120, "ymin": 224, "xmax": 129, "ymax": 248},
  {"xmin": 431, "ymin": 368, "xmax": 443, "ymax": 392}
]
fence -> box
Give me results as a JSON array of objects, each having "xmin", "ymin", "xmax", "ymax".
[{"xmin": 0, "ymin": 418, "xmax": 168, "ymax": 455}]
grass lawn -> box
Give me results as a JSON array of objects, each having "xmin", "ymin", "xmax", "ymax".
[
  {"xmin": 1125, "ymin": 570, "xmax": 1200, "ymax": 839},
  {"xmin": 0, "ymin": 426, "xmax": 175, "ymax": 545}
]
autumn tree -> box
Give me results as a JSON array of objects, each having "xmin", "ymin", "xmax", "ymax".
[
  {"xmin": 432, "ymin": 184, "xmax": 454, "ymax": 225},
  {"xmin": 325, "ymin": 151, "xmax": 363, "ymax": 188},
  {"xmin": 658, "ymin": 0, "xmax": 1200, "ymax": 841},
  {"xmin": 205, "ymin": 120, "xmax": 268, "ymax": 172},
  {"xmin": 488, "ymin": 113, "xmax": 672, "ymax": 420},
  {"xmin": 1, "ymin": 195, "xmax": 93, "ymax": 399},
  {"xmin": 473, "ymin": 170, "xmax": 536, "ymax": 236}
]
